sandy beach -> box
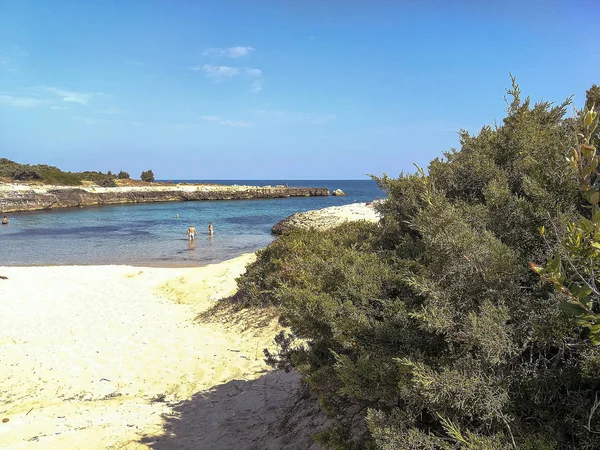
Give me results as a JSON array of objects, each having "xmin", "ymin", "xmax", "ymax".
[
  {"xmin": 0, "ymin": 254, "xmax": 320, "ymax": 449},
  {"xmin": 0, "ymin": 203, "xmax": 380, "ymax": 448}
]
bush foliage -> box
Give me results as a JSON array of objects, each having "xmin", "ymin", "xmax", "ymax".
[
  {"xmin": 236, "ymin": 81, "xmax": 600, "ymax": 449},
  {"xmin": 141, "ymin": 169, "xmax": 155, "ymax": 182},
  {"xmin": 0, "ymin": 158, "xmax": 130, "ymax": 186}
]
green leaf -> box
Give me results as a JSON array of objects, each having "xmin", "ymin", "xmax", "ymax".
[
  {"xmin": 590, "ymin": 332, "xmax": 600, "ymax": 346},
  {"xmin": 585, "ymin": 111, "xmax": 595, "ymax": 128},
  {"xmin": 589, "ymin": 323, "xmax": 600, "ymax": 334},
  {"xmin": 571, "ymin": 284, "xmax": 593, "ymax": 300},
  {"xmin": 547, "ymin": 254, "xmax": 561, "ymax": 273},
  {"xmin": 559, "ymin": 301, "xmax": 587, "ymax": 316}
]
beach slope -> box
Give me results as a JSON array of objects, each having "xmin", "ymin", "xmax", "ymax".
[{"xmin": 0, "ymin": 254, "xmax": 300, "ymax": 449}]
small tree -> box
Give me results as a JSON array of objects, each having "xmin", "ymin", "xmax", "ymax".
[
  {"xmin": 117, "ymin": 171, "xmax": 130, "ymax": 179},
  {"xmin": 140, "ymin": 170, "xmax": 155, "ymax": 182}
]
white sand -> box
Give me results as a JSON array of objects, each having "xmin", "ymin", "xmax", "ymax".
[{"xmin": 0, "ymin": 254, "xmax": 306, "ymax": 449}]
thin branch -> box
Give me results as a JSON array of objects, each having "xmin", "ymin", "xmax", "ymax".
[{"xmin": 585, "ymin": 392, "xmax": 600, "ymax": 434}]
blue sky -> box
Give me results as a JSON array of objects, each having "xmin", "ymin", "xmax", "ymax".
[{"xmin": 1, "ymin": 0, "xmax": 599, "ymax": 180}]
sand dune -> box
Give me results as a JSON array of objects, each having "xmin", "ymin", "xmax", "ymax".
[{"xmin": 0, "ymin": 254, "xmax": 318, "ymax": 449}]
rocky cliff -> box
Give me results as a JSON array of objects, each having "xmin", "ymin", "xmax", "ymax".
[{"xmin": 0, "ymin": 185, "xmax": 330, "ymax": 213}]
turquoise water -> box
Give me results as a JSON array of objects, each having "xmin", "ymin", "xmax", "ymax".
[{"xmin": 0, "ymin": 180, "xmax": 383, "ymax": 266}]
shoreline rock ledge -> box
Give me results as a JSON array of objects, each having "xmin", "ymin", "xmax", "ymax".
[
  {"xmin": 0, "ymin": 184, "xmax": 330, "ymax": 213},
  {"xmin": 271, "ymin": 202, "xmax": 380, "ymax": 235}
]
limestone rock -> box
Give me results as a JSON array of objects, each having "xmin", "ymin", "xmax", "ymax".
[
  {"xmin": 272, "ymin": 202, "xmax": 380, "ymax": 235},
  {"xmin": 0, "ymin": 184, "xmax": 331, "ymax": 213},
  {"xmin": 332, "ymin": 189, "xmax": 345, "ymax": 196}
]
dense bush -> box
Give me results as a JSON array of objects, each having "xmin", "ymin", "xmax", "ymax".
[
  {"xmin": 0, "ymin": 159, "xmax": 121, "ymax": 186},
  {"xmin": 0, "ymin": 160, "xmax": 82, "ymax": 185},
  {"xmin": 238, "ymin": 81, "xmax": 600, "ymax": 449},
  {"xmin": 235, "ymin": 221, "xmax": 378, "ymax": 308},
  {"xmin": 117, "ymin": 170, "xmax": 130, "ymax": 179},
  {"xmin": 97, "ymin": 177, "xmax": 117, "ymax": 187},
  {"xmin": 141, "ymin": 169, "xmax": 155, "ymax": 182},
  {"xmin": 79, "ymin": 171, "xmax": 116, "ymax": 186}
]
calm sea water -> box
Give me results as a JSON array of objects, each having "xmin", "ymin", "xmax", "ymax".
[{"xmin": 0, "ymin": 180, "xmax": 383, "ymax": 266}]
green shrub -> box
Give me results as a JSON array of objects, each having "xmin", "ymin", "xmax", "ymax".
[
  {"xmin": 235, "ymin": 221, "xmax": 379, "ymax": 308},
  {"xmin": 238, "ymin": 80, "xmax": 600, "ymax": 449},
  {"xmin": 12, "ymin": 168, "xmax": 42, "ymax": 181},
  {"xmin": 97, "ymin": 177, "xmax": 117, "ymax": 187},
  {"xmin": 141, "ymin": 169, "xmax": 155, "ymax": 182},
  {"xmin": 0, "ymin": 159, "xmax": 122, "ymax": 186}
]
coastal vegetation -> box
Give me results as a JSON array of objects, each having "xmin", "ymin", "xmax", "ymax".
[
  {"xmin": 141, "ymin": 169, "xmax": 155, "ymax": 182},
  {"xmin": 235, "ymin": 81, "xmax": 600, "ymax": 448},
  {"xmin": 0, "ymin": 158, "xmax": 139, "ymax": 186}
]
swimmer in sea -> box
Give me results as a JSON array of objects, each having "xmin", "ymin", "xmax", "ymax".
[
  {"xmin": 208, "ymin": 222, "xmax": 214, "ymax": 235},
  {"xmin": 186, "ymin": 224, "xmax": 197, "ymax": 241},
  {"xmin": 1, "ymin": 215, "xmax": 8, "ymax": 225}
]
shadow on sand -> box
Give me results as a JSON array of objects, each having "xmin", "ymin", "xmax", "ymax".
[{"xmin": 139, "ymin": 370, "xmax": 327, "ymax": 450}]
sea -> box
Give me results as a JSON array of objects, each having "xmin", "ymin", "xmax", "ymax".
[{"xmin": 0, "ymin": 180, "xmax": 384, "ymax": 266}]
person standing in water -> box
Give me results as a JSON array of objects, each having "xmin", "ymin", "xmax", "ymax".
[
  {"xmin": 186, "ymin": 224, "xmax": 197, "ymax": 241},
  {"xmin": 208, "ymin": 222, "xmax": 214, "ymax": 236},
  {"xmin": 2, "ymin": 215, "xmax": 8, "ymax": 225}
]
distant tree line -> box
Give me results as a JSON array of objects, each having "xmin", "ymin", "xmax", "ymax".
[{"xmin": 0, "ymin": 159, "xmax": 155, "ymax": 186}]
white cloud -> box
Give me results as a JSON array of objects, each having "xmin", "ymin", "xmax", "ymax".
[
  {"xmin": 131, "ymin": 121, "xmax": 145, "ymax": 127},
  {"xmin": 0, "ymin": 94, "xmax": 43, "ymax": 108},
  {"xmin": 195, "ymin": 64, "xmax": 241, "ymax": 79},
  {"xmin": 45, "ymin": 87, "xmax": 91, "ymax": 104},
  {"xmin": 41, "ymin": 86, "xmax": 108, "ymax": 105},
  {"xmin": 50, "ymin": 105, "xmax": 69, "ymax": 111},
  {"xmin": 191, "ymin": 64, "xmax": 264, "ymax": 92},
  {"xmin": 244, "ymin": 68, "xmax": 262, "ymax": 77},
  {"xmin": 201, "ymin": 115, "xmax": 254, "ymax": 128},
  {"xmin": 202, "ymin": 46, "xmax": 255, "ymax": 58},
  {"xmin": 220, "ymin": 119, "xmax": 254, "ymax": 127}
]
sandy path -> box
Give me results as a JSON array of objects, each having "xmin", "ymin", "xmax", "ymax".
[{"xmin": 0, "ymin": 254, "xmax": 297, "ymax": 449}]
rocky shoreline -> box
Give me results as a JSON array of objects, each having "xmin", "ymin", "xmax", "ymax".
[
  {"xmin": 0, "ymin": 184, "xmax": 330, "ymax": 213},
  {"xmin": 271, "ymin": 202, "xmax": 381, "ymax": 234}
]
